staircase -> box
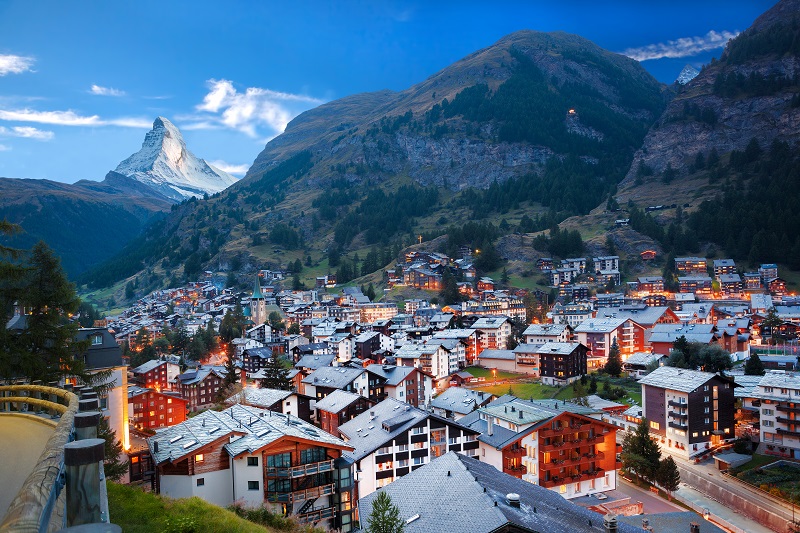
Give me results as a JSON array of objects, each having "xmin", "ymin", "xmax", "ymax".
[{"xmin": 297, "ymin": 497, "xmax": 318, "ymax": 515}]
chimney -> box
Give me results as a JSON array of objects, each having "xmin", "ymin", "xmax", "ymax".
[
  {"xmin": 519, "ymin": 410, "xmax": 523, "ymax": 419},
  {"xmin": 487, "ymin": 416, "xmax": 493, "ymax": 436},
  {"xmin": 603, "ymin": 513, "xmax": 617, "ymax": 533},
  {"xmin": 689, "ymin": 524, "xmax": 700, "ymax": 533},
  {"xmin": 506, "ymin": 493, "xmax": 520, "ymax": 508},
  {"xmin": 153, "ymin": 441, "xmax": 159, "ymax": 453}
]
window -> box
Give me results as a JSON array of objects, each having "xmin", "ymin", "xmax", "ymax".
[
  {"xmin": 575, "ymin": 483, "xmax": 581, "ymax": 493},
  {"xmin": 763, "ymin": 409, "xmax": 774, "ymax": 416},
  {"xmin": 248, "ymin": 481, "xmax": 259, "ymax": 490},
  {"xmin": 704, "ymin": 407, "xmax": 710, "ymax": 414},
  {"xmin": 412, "ymin": 456, "xmax": 426, "ymax": 465},
  {"xmin": 704, "ymin": 396, "xmax": 710, "ymax": 402},
  {"xmin": 559, "ymin": 485, "xmax": 566, "ymax": 494},
  {"xmin": 397, "ymin": 459, "xmax": 409, "ymax": 468},
  {"xmin": 412, "ymin": 442, "xmax": 425, "ymax": 449},
  {"xmin": 266, "ymin": 452, "xmax": 291, "ymax": 468},
  {"xmin": 91, "ymin": 335, "xmax": 103, "ymax": 345},
  {"xmin": 650, "ymin": 421, "xmax": 660, "ymax": 430},
  {"xmin": 247, "ymin": 456, "xmax": 259, "ymax": 466},
  {"xmin": 412, "ymin": 426, "xmax": 425, "ymax": 435},
  {"xmin": 196, "ymin": 478, "xmax": 205, "ymax": 486},
  {"xmin": 195, "ymin": 454, "xmax": 204, "ymax": 463},
  {"xmin": 397, "ymin": 444, "xmax": 409, "ymax": 452},
  {"xmin": 167, "ymin": 398, "xmax": 172, "ymax": 404},
  {"xmin": 377, "ymin": 446, "xmax": 392, "ymax": 455},
  {"xmin": 704, "ymin": 418, "xmax": 710, "ymax": 425},
  {"xmin": 703, "ymin": 385, "xmax": 709, "ymax": 391},
  {"xmin": 763, "ymin": 420, "xmax": 774, "ymax": 427}
]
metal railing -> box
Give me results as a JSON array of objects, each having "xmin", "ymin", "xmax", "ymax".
[{"xmin": 0, "ymin": 385, "xmax": 78, "ymax": 533}]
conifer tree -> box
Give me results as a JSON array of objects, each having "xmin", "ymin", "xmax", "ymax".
[
  {"xmin": 744, "ymin": 353, "xmax": 766, "ymax": 376},
  {"xmin": 98, "ymin": 415, "xmax": 127, "ymax": 481},
  {"xmin": 656, "ymin": 456, "xmax": 681, "ymax": 500},
  {"xmin": 621, "ymin": 418, "xmax": 661, "ymax": 483},
  {"xmin": 604, "ymin": 339, "xmax": 623, "ymax": 377},
  {"xmin": 366, "ymin": 491, "xmax": 405, "ymax": 533},
  {"xmin": 260, "ymin": 355, "xmax": 292, "ymax": 391}
]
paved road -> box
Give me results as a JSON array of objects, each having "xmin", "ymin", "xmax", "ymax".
[
  {"xmin": 672, "ymin": 455, "xmax": 796, "ymax": 523},
  {"xmin": 615, "ymin": 478, "xmax": 685, "ymax": 514},
  {"xmin": 0, "ymin": 415, "xmax": 54, "ymax": 519},
  {"xmin": 675, "ymin": 482, "xmax": 776, "ymax": 533}
]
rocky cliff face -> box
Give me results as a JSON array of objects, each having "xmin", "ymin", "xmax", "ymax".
[
  {"xmin": 115, "ymin": 117, "xmax": 238, "ymax": 202},
  {"xmin": 618, "ymin": 0, "xmax": 800, "ymax": 199}
]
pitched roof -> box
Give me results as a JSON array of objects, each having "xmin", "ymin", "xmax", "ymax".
[
  {"xmin": 294, "ymin": 354, "xmax": 335, "ymax": 370},
  {"xmin": 358, "ymin": 452, "xmax": 639, "ymax": 533},
  {"xmin": 638, "ymin": 366, "xmax": 731, "ymax": 393},
  {"xmin": 302, "ymin": 365, "xmax": 365, "ymax": 389},
  {"xmin": 522, "ymin": 323, "xmax": 569, "ymax": 337},
  {"xmin": 757, "ymin": 371, "xmax": 800, "ymax": 390},
  {"xmin": 148, "ymin": 403, "xmax": 349, "ymax": 464},
  {"xmin": 471, "ymin": 316, "xmax": 511, "ymax": 329},
  {"xmin": 365, "ymin": 364, "xmax": 417, "ymax": 386},
  {"xmin": 536, "ymin": 341, "xmax": 585, "ymax": 356},
  {"xmin": 478, "ymin": 349, "xmax": 515, "ymax": 360},
  {"xmin": 623, "ymin": 352, "xmax": 665, "ymax": 367},
  {"xmin": 132, "ymin": 359, "xmax": 165, "ymax": 374},
  {"xmin": 574, "ymin": 317, "xmax": 626, "ymax": 333},
  {"xmin": 225, "ymin": 387, "xmax": 293, "ymax": 409},
  {"xmin": 430, "ymin": 387, "xmax": 492, "ymax": 415},
  {"xmin": 338, "ymin": 398, "xmax": 429, "ymax": 461},
  {"xmin": 176, "ymin": 365, "xmax": 226, "ymax": 385},
  {"xmin": 314, "ymin": 389, "xmax": 363, "ymax": 412}
]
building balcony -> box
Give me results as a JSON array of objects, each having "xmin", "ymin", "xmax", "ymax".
[
  {"xmin": 668, "ymin": 421, "xmax": 687, "ymax": 430},
  {"xmin": 266, "ymin": 459, "xmax": 334, "ymax": 478},
  {"xmin": 667, "ymin": 400, "xmax": 686, "ymax": 408},
  {"xmin": 775, "ymin": 417, "xmax": 800, "ymax": 427},
  {"xmin": 539, "ymin": 426, "xmax": 568, "ymax": 438},
  {"xmin": 503, "ymin": 465, "xmax": 527, "ymax": 475},
  {"xmin": 296, "ymin": 506, "xmax": 335, "ymax": 524},
  {"xmin": 267, "ymin": 483, "xmax": 335, "ymax": 504},
  {"xmin": 776, "ymin": 405, "xmax": 800, "ymax": 414},
  {"xmin": 668, "ymin": 411, "xmax": 688, "ymax": 420},
  {"xmin": 506, "ymin": 447, "xmax": 525, "ymax": 457}
]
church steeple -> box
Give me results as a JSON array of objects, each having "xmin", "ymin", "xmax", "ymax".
[{"xmin": 252, "ymin": 277, "xmax": 264, "ymax": 300}]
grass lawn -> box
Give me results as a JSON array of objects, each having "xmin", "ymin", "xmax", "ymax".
[
  {"xmin": 464, "ymin": 366, "xmax": 521, "ymax": 380},
  {"xmin": 107, "ymin": 483, "xmax": 271, "ymax": 533},
  {"xmin": 550, "ymin": 375, "xmax": 642, "ymax": 406},
  {"xmin": 730, "ymin": 453, "xmax": 781, "ymax": 475},
  {"xmin": 475, "ymin": 382, "xmax": 560, "ymax": 399}
]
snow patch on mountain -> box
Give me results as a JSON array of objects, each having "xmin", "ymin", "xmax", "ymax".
[
  {"xmin": 676, "ymin": 64, "xmax": 700, "ymax": 85},
  {"xmin": 114, "ymin": 117, "xmax": 238, "ymax": 202}
]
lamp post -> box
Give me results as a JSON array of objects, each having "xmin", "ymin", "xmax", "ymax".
[{"xmin": 492, "ymin": 368, "xmax": 497, "ymax": 385}]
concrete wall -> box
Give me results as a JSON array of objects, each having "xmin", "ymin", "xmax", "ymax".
[
  {"xmin": 232, "ymin": 455, "xmax": 263, "ymax": 507},
  {"xmin": 160, "ymin": 468, "xmax": 232, "ymax": 506},
  {"xmin": 677, "ymin": 465, "xmax": 790, "ymax": 533}
]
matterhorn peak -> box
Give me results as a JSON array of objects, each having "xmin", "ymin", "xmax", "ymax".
[
  {"xmin": 114, "ymin": 117, "xmax": 238, "ymax": 202},
  {"xmin": 676, "ymin": 64, "xmax": 700, "ymax": 85}
]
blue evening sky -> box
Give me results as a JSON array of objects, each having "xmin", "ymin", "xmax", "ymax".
[{"xmin": 0, "ymin": 1, "xmax": 776, "ymax": 183}]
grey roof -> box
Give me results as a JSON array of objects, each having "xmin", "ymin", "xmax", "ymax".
[
  {"xmin": 242, "ymin": 347, "xmax": 272, "ymax": 359},
  {"xmin": 471, "ymin": 316, "xmax": 511, "ymax": 329},
  {"xmin": 584, "ymin": 395, "xmax": 626, "ymax": 411},
  {"xmin": 225, "ymin": 387, "xmax": 293, "ymax": 409},
  {"xmin": 522, "ymin": 323, "xmax": 570, "ymax": 337},
  {"xmin": 339, "ymin": 398, "xmax": 428, "ymax": 461},
  {"xmin": 314, "ymin": 389, "xmax": 363, "ymax": 412},
  {"xmin": 358, "ymin": 452, "xmax": 638, "ymax": 533},
  {"xmin": 713, "ymin": 259, "xmax": 736, "ymax": 268},
  {"xmin": 595, "ymin": 306, "xmax": 672, "ymax": 326},
  {"xmin": 619, "ymin": 512, "xmax": 724, "ymax": 533},
  {"xmin": 732, "ymin": 375, "xmax": 763, "ymax": 398},
  {"xmin": 757, "ymin": 371, "xmax": 800, "ymax": 390},
  {"xmin": 638, "ymin": 366, "xmax": 724, "ymax": 393},
  {"xmin": 294, "ymin": 354, "xmax": 335, "ymax": 370},
  {"xmin": 574, "ymin": 317, "xmax": 626, "ymax": 333},
  {"xmin": 365, "ymin": 364, "xmax": 416, "ymax": 386},
  {"xmin": 430, "ymin": 387, "xmax": 492, "ymax": 415},
  {"xmin": 623, "ymin": 352, "xmax": 665, "ymax": 367},
  {"xmin": 478, "ymin": 349, "xmax": 516, "ymax": 360},
  {"xmin": 536, "ymin": 341, "xmax": 585, "ymax": 356},
  {"xmin": 148, "ymin": 403, "xmax": 349, "ymax": 464},
  {"xmin": 513, "ymin": 343, "xmax": 542, "ymax": 354},
  {"xmin": 719, "ymin": 274, "xmax": 742, "ymax": 283},
  {"xmin": 623, "ymin": 405, "xmax": 643, "ymax": 418},
  {"xmin": 302, "ymin": 365, "xmax": 365, "ymax": 388},
  {"xmin": 176, "ymin": 365, "xmax": 226, "ymax": 385},
  {"xmin": 132, "ymin": 359, "xmax": 165, "ymax": 374}
]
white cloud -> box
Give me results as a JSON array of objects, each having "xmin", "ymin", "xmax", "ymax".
[
  {"xmin": 194, "ymin": 79, "xmax": 324, "ymax": 137},
  {"xmin": 622, "ymin": 30, "xmax": 739, "ymax": 61},
  {"xmin": 0, "ymin": 125, "xmax": 54, "ymax": 140},
  {"xmin": 0, "ymin": 108, "xmax": 150, "ymax": 128},
  {"xmin": 89, "ymin": 84, "xmax": 126, "ymax": 97},
  {"xmin": 208, "ymin": 159, "xmax": 249, "ymax": 175},
  {"xmin": 0, "ymin": 54, "xmax": 34, "ymax": 76}
]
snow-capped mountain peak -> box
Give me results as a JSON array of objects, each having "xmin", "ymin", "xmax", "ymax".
[
  {"xmin": 114, "ymin": 117, "xmax": 238, "ymax": 202},
  {"xmin": 676, "ymin": 64, "xmax": 700, "ymax": 85}
]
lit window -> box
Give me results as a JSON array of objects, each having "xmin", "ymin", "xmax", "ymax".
[
  {"xmin": 559, "ymin": 485, "xmax": 566, "ymax": 494},
  {"xmin": 195, "ymin": 454, "xmax": 204, "ymax": 463}
]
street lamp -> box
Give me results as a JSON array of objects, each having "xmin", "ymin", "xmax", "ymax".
[{"xmin": 492, "ymin": 368, "xmax": 497, "ymax": 385}]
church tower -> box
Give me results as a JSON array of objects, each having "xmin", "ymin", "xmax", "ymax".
[{"xmin": 250, "ymin": 277, "xmax": 267, "ymax": 326}]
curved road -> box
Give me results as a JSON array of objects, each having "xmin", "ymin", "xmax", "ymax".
[{"xmin": 0, "ymin": 415, "xmax": 54, "ymax": 520}]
